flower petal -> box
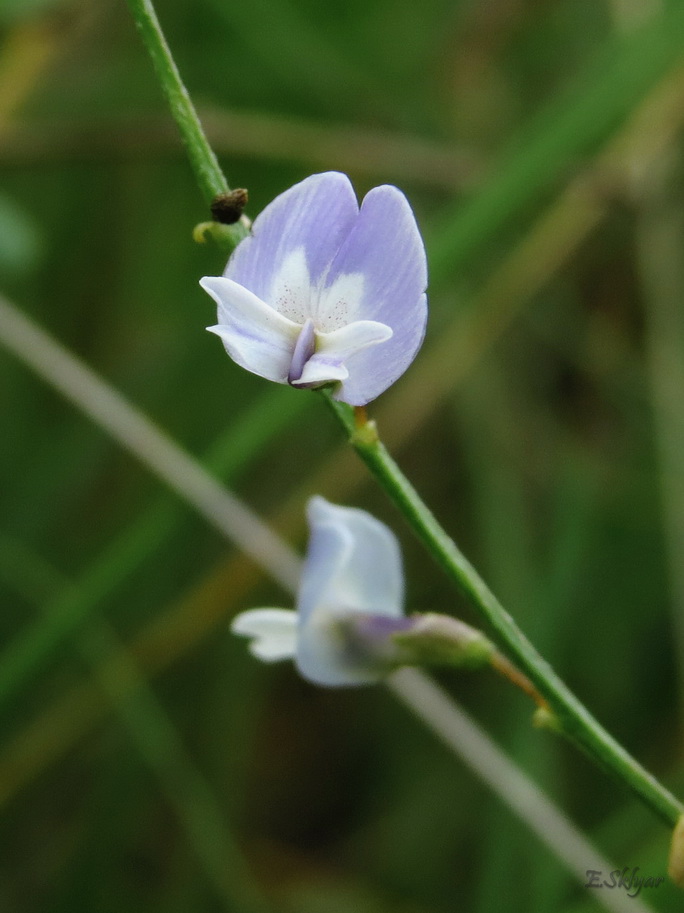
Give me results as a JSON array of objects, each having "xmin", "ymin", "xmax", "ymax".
[
  {"xmin": 317, "ymin": 319, "xmax": 392, "ymax": 361},
  {"xmin": 312, "ymin": 270, "xmax": 365, "ymax": 331},
  {"xmin": 296, "ymin": 608, "xmax": 385, "ymax": 686},
  {"xmin": 304, "ymin": 496, "xmax": 404, "ymax": 616},
  {"xmin": 322, "ymin": 185, "xmax": 428, "ymax": 404},
  {"xmin": 267, "ymin": 247, "xmax": 313, "ymax": 324},
  {"xmin": 295, "ymin": 496, "xmax": 405, "ymax": 685},
  {"xmin": 296, "ymin": 501, "xmax": 354, "ymax": 623},
  {"xmin": 225, "ymin": 173, "xmax": 360, "ymax": 303},
  {"xmin": 289, "ymin": 356, "xmax": 348, "ymax": 388},
  {"xmin": 231, "ymin": 608, "xmax": 298, "ymax": 661},
  {"xmin": 288, "ymin": 318, "xmax": 316, "ymax": 383},
  {"xmin": 290, "ymin": 321, "xmax": 391, "ymax": 390},
  {"xmin": 202, "ymin": 276, "xmax": 300, "ymax": 383}
]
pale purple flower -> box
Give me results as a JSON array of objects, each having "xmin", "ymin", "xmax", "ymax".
[
  {"xmin": 201, "ymin": 172, "xmax": 428, "ymax": 405},
  {"xmin": 231, "ymin": 496, "xmax": 409, "ymax": 686}
]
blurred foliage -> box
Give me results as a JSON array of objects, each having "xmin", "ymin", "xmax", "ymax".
[{"xmin": 1, "ymin": 0, "xmax": 684, "ymax": 911}]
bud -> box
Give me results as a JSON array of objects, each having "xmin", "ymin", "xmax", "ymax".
[{"xmin": 389, "ymin": 613, "xmax": 494, "ymax": 669}]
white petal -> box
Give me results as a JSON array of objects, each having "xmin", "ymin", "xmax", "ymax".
[
  {"xmin": 296, "ymin": 510, "xmax": 354, "ymax": 623},
  {"xmin": 304, "ymin": 496, "xmax": 404, "ymax": 616},
  {"xmin": 294, "ymin": 497, "xmax": 405, "ymax": 686},
  {"xmin": 296, "ymin": 608, "xmax": 385, "ymax": 686},
  {"xmin": 313, "ymin": 270, "xmax": 365, "ymax": 331},
  {"xmin": 290, "ymin": 321, "xmax": 391, "ymax": 389},
  {"xmin": 201, "ymin": 277, "xmax": 300, "ymax": 383},
  {"xmin": 317, "ymin": 320, "xmax": 392, "ymax": 361},
  {"xmin": 231, "ymin": 608, "xmax": 298, "ymax": 662},
  {"xmin": 290, "ymin": 356, "xmax": 348, "ymax": 388},
  {"xmin": 268, "ymin": 247, "xmax": 313, "ymax": 324}
]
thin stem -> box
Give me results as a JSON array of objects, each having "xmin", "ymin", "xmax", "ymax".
[
  {"xmin": 489, "ymin": 651, "xmax": 549, "ymax": 710},
  {"xmin": 323, "ymin": 390, "xmax": 683, "ymax": 827},
  {"xmin": 124, "ymin": 0, "xmax": 682, "ymax": 847},
  {"xmin": 124, "ymin": 0, "xmax": 248, "ymax": 247}
]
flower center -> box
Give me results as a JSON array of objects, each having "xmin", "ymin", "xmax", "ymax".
[{"xmin": 287, "ymin": 318, "xmax": 316, "ymax": 383}]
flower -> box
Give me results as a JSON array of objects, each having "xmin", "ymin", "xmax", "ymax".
[
  {"xmin": 201, "ymin": 172, "xmax": 428, "ymax": 406},
  {"xmin": 232, "ymin": 497, "xmax": 495, "ymax": 686},
  {"xmin": 231, "ymin": 496, "xmax": 411, "ymax": 686}
]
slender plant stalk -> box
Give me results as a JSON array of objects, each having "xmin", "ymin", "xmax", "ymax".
[
  {"xmin": 123, "ymin": 0, "xmax": 683, "ymax": 834},
  {"xmin": 322, "ymin": 391, "xmax": 683, "ymax": 827},
  {"xmin": 125, "ymin": 0, "xmax": 249, "ymax": 248}
]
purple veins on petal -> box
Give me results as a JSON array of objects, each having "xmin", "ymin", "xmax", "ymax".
[
  {"xmin": 322, "ymin": 184, "xmax": 428, "ymax": 405},
  {"xmin": 226, "ymin": 173, "xmax": 359, "ymax": 301}
]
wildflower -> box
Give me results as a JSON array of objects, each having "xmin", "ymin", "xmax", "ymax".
[
  {"xmin": 231, "ymin": 497, "xmax": 493, "ymax": 686},
  {"xmin": 232, "ymin": 496, "xmax": 409, "ymax": 686},
  {"xmin": 201, "ymin": 172, "xmax": 427, "ymax": 406}
]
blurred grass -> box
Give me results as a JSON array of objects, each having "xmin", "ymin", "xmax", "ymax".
[
  {"xmin": 0, "ymin": 536, "xmax": 270, "ymax": 913},
  {"xmin": 2, "ymin": 0, "xmax": 684, "ymax": 911}
]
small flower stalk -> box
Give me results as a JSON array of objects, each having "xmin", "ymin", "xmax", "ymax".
[
  {"xmin": 201, "ymin": 172, "xmax": 428, "ymax": 405},
  {"xmin": 231, "ymin": 497, "xmax": 494, "ymax": 687}
]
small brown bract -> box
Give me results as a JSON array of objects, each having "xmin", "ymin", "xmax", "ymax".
[{"xmin": 210, "ymin": 188, "xmax": 248, "ymax": 225}]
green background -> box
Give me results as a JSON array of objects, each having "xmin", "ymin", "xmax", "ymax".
[{"xmin": 1, "ymin": 0, "xmax": 684, "ymax": 910}]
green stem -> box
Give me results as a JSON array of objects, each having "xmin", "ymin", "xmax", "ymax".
[
  {"xmin": 124, "ymin": 0, "xmax": 248, "ymax": 248},
  {"xmin": 124, "ymin": 0, "xmax": 682, "ymax": 837},
  {"xmin": 322, "ymin": 391, "xmax": 683, "ymax": 828}
]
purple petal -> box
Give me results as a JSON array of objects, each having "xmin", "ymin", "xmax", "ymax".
[
  {"xmin": 288, "ymin": 318, "xmax": 316, "ymax": 383},
  {"xmin": 202, "ymin": 277, "xmax": 299, "ymax": 383},
  {"xmin": 322, "ymin": 185, "xmax": 428, "ymax": 405},
  {"xmin": 225, "ymin": 172, "xmax": 360, "ymax": 303}
]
